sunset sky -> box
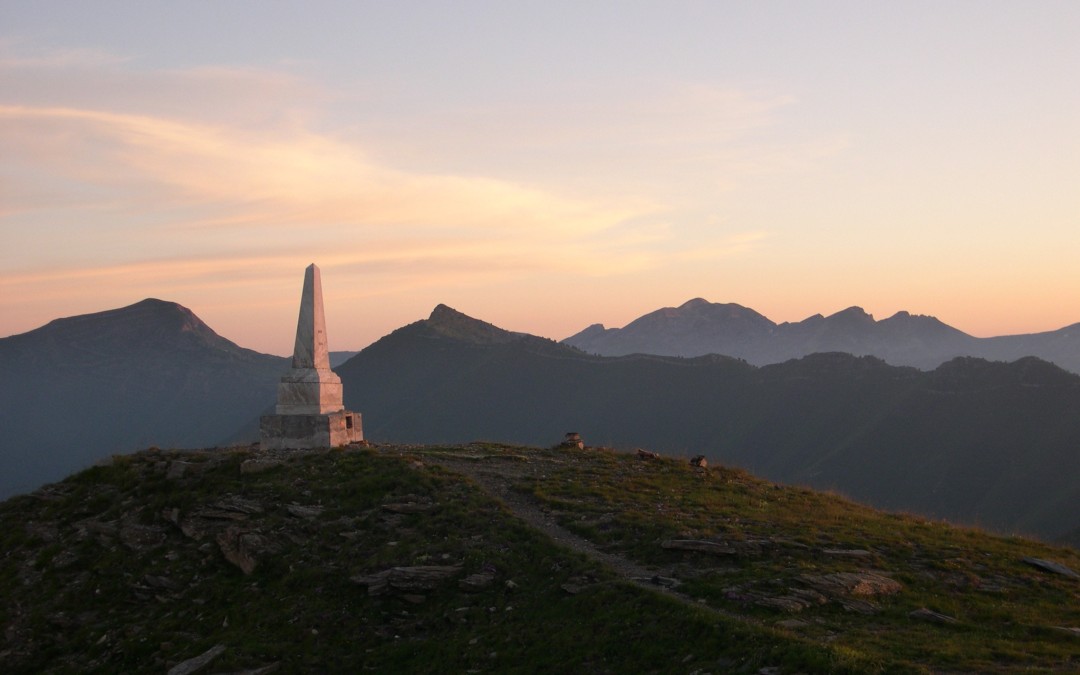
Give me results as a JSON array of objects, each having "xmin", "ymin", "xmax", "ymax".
[{"xmin": 2, "ymin": 2, "xmax": 1078, "ymax": 355}]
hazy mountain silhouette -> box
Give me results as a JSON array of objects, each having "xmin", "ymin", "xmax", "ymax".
[
  {"xmin": 564, "ymin": 298, "xmax": 1080, "ymax": 373},
  {"xmin": 341, "ymin": 305, "xmax": 1080, "ymax": 544},
  {"xmin": 4, "ymin": 300, "xmax": 1079, "ymax": 546},
  {"xmin": 0, "ymin": 299, "xmax": 285, "ymax": 498}
]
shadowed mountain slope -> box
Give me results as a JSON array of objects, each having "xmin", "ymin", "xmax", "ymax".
[
  {"xmin": 564, "ymin": 298, "xmax": 1080, "ymax": 373},
  {"xmin": 340, "ymin": 306, "xmax": 1080, "ymax": 545},
  {"xmin": 0, "ymin": 299, "xmax": 285, "ymax": 497}
]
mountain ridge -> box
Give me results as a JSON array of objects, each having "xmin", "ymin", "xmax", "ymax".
[
  {"xmin": 4, "ymin": 299, "xmax": 1079, "ymax": 549},
  {"xmin": 341, "ymin": 305, "xmax": 1080, "ymax": 545},
  {"xmin": 563, "ymin": 298, "xmax": 1080, "ymax": 373},
  {"xmin": 0, "ymin": 298, "xmax": 286, "ymax": 498}
]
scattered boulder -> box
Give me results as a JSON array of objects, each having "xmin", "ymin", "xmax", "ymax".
[
  {"xmin": 381, "ymin": 502, "xmax": 432, "ymax": 514},
  {"xmin": 689, "ymin": 455, "xmax": 707, "ymax": 469},
  {"xmin": 909, "ymin": 608, "xmax": 958, "ymax": 625},
  {"xmin": 649, "ymin": 575, "xmax": 680, "ymax": 588},
  {"xmin": 822, "ymin": 549, "xmax": 874, "ymax": 559},
  {"xmin": 213, "ymin": 664, "xmax": 281, "ymax": 675},
  {"xmin": 166, "ymin": 461, "xmax": 192, "ymax": 480},
  {"xmin": 661, "ymin": 538, "xmax": 773, "ymax": 557},
  {"xmin": 167, "ymin": 643, "xmax": 225, "ymax": 675},
  {"xmin": 75, "ymin": 518, "xmax": 119, "ymax": 543},
  {"xmin": 211, "ymin": 496, "xmax": 265, "ymax": 516},
  {"xmin": 286, "ymin": 504, "xmax": 323, "ymax": 519},
  {"xmin": 756, "ymin": 596, "xmax": 809, "ymax": 612},
  {"xmin": 240, "ymin": 459, "xmax": 285, "ymax": 475},
  {"xmin": 636, "ymin": 449, "xmax": 660, "ymax": 460},
  {"xmin": 459, "ymin": 572, "xmax": 496, "ymax": 592},
  {"xmin": 663, "ymin": 539, "xmax": 737, "ymax": 555},
  {"xmin": 216, "ymin": 527, "xmax": 276, "ymax": 575},
  {"xmin": 351, "ymin": 565, "xmax": 463, "ymax": 596},
  {"xmin": 1022, "ymin": 557, "xmax": 1080, "ymax": 580},
  {"xmin": 798, "ymin": 571, "xmax": 903, "ymax": 598},
  {"xmin": 119, "ymin": 523, "xmax": 167, "ymax": 551},
  {"xmin": 775, "ymin": 619, "xmax": 810, "ymax": 630}
]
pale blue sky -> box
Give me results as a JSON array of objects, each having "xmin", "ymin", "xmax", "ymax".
[{"xmin": 2, "ymin": 1, "xmax": 1078, "ymax": 353}]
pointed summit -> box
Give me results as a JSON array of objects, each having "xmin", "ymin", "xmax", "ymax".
[{"xmin": 426, "ymin": 304, "xmax": 518, "ymax": 344}]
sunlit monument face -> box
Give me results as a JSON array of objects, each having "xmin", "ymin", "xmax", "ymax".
[{"xmin": 260, "ymin": 264, "xmax": 362, "ymax": 450}]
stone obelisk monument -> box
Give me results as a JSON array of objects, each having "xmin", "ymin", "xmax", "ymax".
[{"xmin": 260, "ymin": 264, "xmax": 363, "ymax": 449}]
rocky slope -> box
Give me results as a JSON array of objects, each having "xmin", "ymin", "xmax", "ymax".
[{"xmin": 1, "ymin": 443, "xmax": 1077, "ymax": 673}]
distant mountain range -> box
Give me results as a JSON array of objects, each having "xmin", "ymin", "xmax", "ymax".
[
  {"xmin": 341, "ymin": 305, "xmax": 1080, "ymax": 545},
  {"xmin": 2, "ymin": 299, "xmax": 1079, "ymax": 547},
  {"xmin": 563, "ymin": 298, "xmax": 1080, "ymax": 373}
]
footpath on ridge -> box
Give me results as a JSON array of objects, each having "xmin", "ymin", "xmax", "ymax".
[{"xmin": 376, "ymin": 444, "xmax": 755, "ymax": 625}]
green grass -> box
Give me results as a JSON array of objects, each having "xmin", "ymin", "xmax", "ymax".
[
  {"xmin": 508, "ymin": 446, "xmax": 1080, "ymax": 674},
  {"xmin": 0, "ymin": 446, "xmax": 887, "ymax": 674}
]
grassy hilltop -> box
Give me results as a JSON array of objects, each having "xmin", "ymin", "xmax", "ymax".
[{"xmin": 1, "ymin": 444, "xmax": 1077, "ymax": 674}]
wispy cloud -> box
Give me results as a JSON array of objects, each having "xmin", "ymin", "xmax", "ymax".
[{"xmin": 0, "ymin": 44, "xmax": 800, "ymax": 349}]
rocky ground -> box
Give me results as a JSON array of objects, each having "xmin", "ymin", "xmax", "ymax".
[{"xmin": 0, "ymin": 442, "xmax": 1077, "ymax": 674}]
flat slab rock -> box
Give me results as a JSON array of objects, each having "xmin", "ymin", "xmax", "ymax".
[
  {"xmin": 166, "ymin": 643, "xmax": 225, "ymax": 675},
  {"xmin": 1022, "ymin": 557, "xmax": 1080, "ymax": 580},
  {"xmin": 799, "ymin": 571, "xmax": 903, "ymax": 598},
  {"xmin": 909, "ymin": 607, "xmax": 959, "ymax": 625},
  {"xmin": 351, "ymin": 565, "xmax": 463, "ymax": 596}
]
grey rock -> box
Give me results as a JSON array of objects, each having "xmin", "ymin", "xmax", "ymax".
[
  {"xmin": 799, "ymin": 571, "xmax": 903, "ymax": 597},
  {"xmin": 381, "ymin": 502, "xmax": 432, "ymax": 514},
  {"xmin": 838, "ymin": 598, "xmax": 881, "ymax": 614},
  {"xmin": 240, "ymin": 459, "xmax": 285, "ymax": 475},
  {"xmin": 212, "ymin": 496, "xmax": 265, "ymax": 515},
  {"xmin": 351, "ymin": 565, "xmax": 463, "ymax": 596},
  {"xmin": 166, "ymin": 461, "xmax": 192, "ymax": 480},
  {"xmin": 909, "ymin": 607, "xmax": 958, "ymax": 624},
  {"xmin": 661, "ymin": 539, "xmax": 737, "ymax": 556},
  {"xmin": 211, "ymin": 664, "xmax": 280, "ymax": 675},
  {"xmin": 775, "ymin": 619, "xmax": 810, "ymax": 629},
  {"xmin": 1022, "ymin": 557, "xmax": 1080, "ymax": 579},
  {"xmin": 286, "ymin": 504, "xmax": 323, "ymax": 519},
  {"xmin": 167, "ymin": 644, "xmax": 225, "ymax": 675},
  {"xmin": 459, "ymin": 572, "xmax": 496, "ymax": 592},
  {"xmin": 119, "ymin": 523, "xmax": 166, "ymax": 551},
  {"xmin": 822, "ymin": 549, "xmax": 874, "ymax": 558},
  {"xmin": 216, "ymin": 527, "xmax": 275, "ymax": 575},
  {"xmin": 755, "ymin": 596, "xmax": 808, "ymax": 612},
  {"xmin": 647, "ymin": 575, "xmax": 680, "ymax": 588}
]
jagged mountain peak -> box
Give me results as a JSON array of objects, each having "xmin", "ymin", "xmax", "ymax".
[
  {"xmin": 426, "ymin": 304, "xmax": 519, "ymax": 344},
  {"xmin": 826, "ymin": 306, "xmax": 875, "ymax": 323}
]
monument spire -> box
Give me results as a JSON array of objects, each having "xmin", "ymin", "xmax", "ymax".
[
  {"xmin": 291, "ymin": 263, "xmax": 332, "ymax": 371},
  {"xmin": 261, "ymin": 263, "xmax": 362, "ymax": 450}
]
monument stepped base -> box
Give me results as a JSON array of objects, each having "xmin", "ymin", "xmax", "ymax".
[{"xmin": 260, "ymin": 411, "xmax": 363, "ymax": 450}]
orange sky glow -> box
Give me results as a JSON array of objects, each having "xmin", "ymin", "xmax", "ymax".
[{"xmin": 2, "ymin": 3, "xmax": 1079, "ymax": 355}]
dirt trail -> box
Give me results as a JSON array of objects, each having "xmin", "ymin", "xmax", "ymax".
[{"xmin": 377, "ymin": 447, "xmax": 753, "ymax": 624}]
